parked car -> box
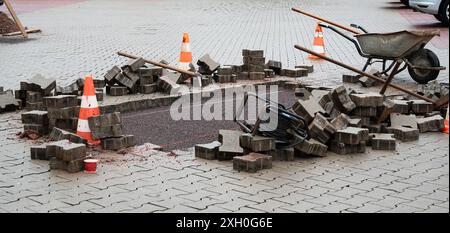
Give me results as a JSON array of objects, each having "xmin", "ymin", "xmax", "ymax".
[
  {"xmin": 401, "ymin": 0, "xmax": 410, "ymax": 7},
  {"xmin": 410, "ymin": 0, "xmax": 449, "ymax": 25}
]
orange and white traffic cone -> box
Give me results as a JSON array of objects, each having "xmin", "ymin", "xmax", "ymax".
[
  {"xmin": 76, "ymin": 75, "xmax": 101, "ymax": 145},
  {"xmin": 308, "ymin": 23, "xmax": 326, "ymax": 60},
  {"xmin": 179, "ymin": 32, "xmax": 192, "ymax": 70},
  {"xmin": 443, "ymin": 104, "xmax": 449, "ymax": 134}
]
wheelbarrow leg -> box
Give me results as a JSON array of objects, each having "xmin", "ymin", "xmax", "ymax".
[
  {"xmin": 380, "ymin": 60, "xmax": 403, "ymax": 95},
  {"xmin": 362, "ymin": 58, "xmax": 372, "ymax": 72}
]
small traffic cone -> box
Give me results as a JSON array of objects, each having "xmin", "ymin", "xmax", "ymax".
[
  {"xmin": 308, "ymin": 23, "xmax": 326, "ymax": 60},
  {"xmin": 443, "ymin": 105, "xmax": 449, "ymax": 134},
  {"xmin": 179, "ymin": 32, "xmax": 192, "ymax": 70},
  {"xmin": 76, "ymin": 75, "xmax": 100, "ymax": 145}
]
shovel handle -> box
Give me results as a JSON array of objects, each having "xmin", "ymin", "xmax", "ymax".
[
  {"xmin": 294, "ymin": 45, "xmax": 437, "ymax": 106},
  {"xmin": 292, "ymin": 7, "xmax": 362, "ymax": 35},
  {"xmin": 117, "ymin": 51, "xmax": 197, "ymax": 77}
]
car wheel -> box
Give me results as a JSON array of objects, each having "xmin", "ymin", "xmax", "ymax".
[
  {"xmin": 407, "ymin": 49, "xmax": 440, "ymax": 84},
  {"xmin": 434, "ymin": 14, "xmax": 442, "ymax": 21},
  {"xmin": 438, "ymin": 0, "xmax": 449, "ymax": 25},
  {"xmin": 401, "ymin": 0, "xmax": 409, "ymax": 7}
]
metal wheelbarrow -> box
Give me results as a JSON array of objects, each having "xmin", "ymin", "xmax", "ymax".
[
  {"xmin": 320, "ymin": 23, "xmax": 445, "ymax": 84},
  {"xmin": 292, "ymin": 7, "xmax": 446, "ymax": 84}
]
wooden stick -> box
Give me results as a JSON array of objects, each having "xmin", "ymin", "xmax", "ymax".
[
  {"xmin": 2, "ymin": 28, "xmax": 41, "ymax": 37},
  {"xmin": 292, "ymin": 7, "xmax": 361, "ymax": 35},
  {"xmin": 294, "ymin": 45, "xmax": 436, "ymax": 105},
  {"xmin": 3, "ymin": 0, "xmax": 28, "ymax": 38},
  {"xmin": 117, "ymin": 51, "xmax": 197, "ymax": 77}
]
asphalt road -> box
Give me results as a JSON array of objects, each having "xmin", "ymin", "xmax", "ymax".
[{"xmin": 122, "ymin": 87, "xmax": 296, "ymax": 151}]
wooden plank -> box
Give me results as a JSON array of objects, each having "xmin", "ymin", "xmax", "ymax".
[
  {"xmin": 2, "ymin": 28, "xmax": 41, "ymax": 37},
  {"xmin": 3, "ymin": 0, "xmax": 28, "ymax": 38}
]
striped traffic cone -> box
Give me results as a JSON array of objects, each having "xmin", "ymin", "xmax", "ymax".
[
  {"xmin": 308, "ymin": 23, "xmax": 326, "ymax": 60},
  {"xmin": 76, "ymin": 75, "xmax": 100, "ymax": 145},
  {"xmin": 443, "ymin": 104, "xmax": 449, "ymax": 134},
  {"xmin": 179, "ymin": 32, "xmax": 192, "ymax": 70}
]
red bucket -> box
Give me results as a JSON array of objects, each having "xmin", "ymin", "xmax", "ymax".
[{"xmin": 84, "ymin": 159, "xmax": 98, "ymax": 173}]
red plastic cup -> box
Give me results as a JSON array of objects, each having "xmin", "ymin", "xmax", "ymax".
[{"xmin": 84, "ymin": 159, "xmax": 98, "ymax": 173}]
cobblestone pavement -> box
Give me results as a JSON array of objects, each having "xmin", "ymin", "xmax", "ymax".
[
  {"xmin": 0, "ymin": 110, "xmax": 448, "ymax": 213},
  {"xmin": 0, "ymin": 0, "xmax": 449, "ymax": 213}
]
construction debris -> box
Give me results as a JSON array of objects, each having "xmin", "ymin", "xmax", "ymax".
[
  {"xmin": 197, "ymin": 54, "xmax": 220, "ymax": 75},
  {"xmin": 45, "ymin": 95, "xmax": 79, "ymax": 132},
  {"xmin": 16, "ymin": 74, "xmax": 56, "ymax": 110},
  {"xmin": 217, "ymin": 130, "xmax": 244, "ymax": 160},
  {"xmin": 21, "ymin": 110, "xmax": 49, "ymax": 136},
  {"xmin": 195, "ymin": 141, "xmax": 221, "ymax": 160},
  {"xmin": 87, "ymin": 112, "xmax": 135, "ymax": 151},
  {"xmin": 369, "ymin": 133, "xmax": 396, "ymax": 150},
  {"xmin": 233, "ymin": 153, "xmax": 272, "ymax": 173}
]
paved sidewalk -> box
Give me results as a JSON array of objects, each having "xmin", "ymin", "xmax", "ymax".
[
  {"xmin": 0, "ymin": 110, "xmax": 448, "ymax": 213},
  {"xmin": 0, "ymin": 0, "xmax": 448, "ymax": 213}
]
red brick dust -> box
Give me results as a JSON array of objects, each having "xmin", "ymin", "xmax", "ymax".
[{"xmin": 0, "ymin": 11, "xmax": 19, "ymax": 34}]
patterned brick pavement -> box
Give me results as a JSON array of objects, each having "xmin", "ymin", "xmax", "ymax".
[
  {"xmin": 0, "ymin": 110, "xmax": 448, "ymax": 213},
  {"xmin": 0, "ymin": 0, "xmax": 448, "ymax": 213}
]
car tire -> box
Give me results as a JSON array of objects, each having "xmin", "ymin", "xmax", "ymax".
[
  {"xmin": 434, "ymin": 14, "xmax": 442, "ymax": 21},
  {"xmin": 438, "ymin": 0, "xmax": 449, "ymax": 25},
  {"xmin": 401, "ymin": 0, "xmax": 409, "ymax": 7},
  {"xmin": 407, "ymin": 49, "xmax": 440, "ymax": 84}
]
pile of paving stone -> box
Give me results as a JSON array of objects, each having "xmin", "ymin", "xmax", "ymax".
[
  {"xmin": 342, "ymin": 70, "xmax": 383, "ymax": 87},
  {"xmin": 417, "ymin": 80, "xmax": 449, "ymax": 101},
  {"xmin": 100, "ymin": 49, "xmax": 314, "ymax": 97},
  {"xmin": 15, "ymin": 74, "xmax": 56, "ymax": 111},
  {"xmin": 195, "ymin": 84, "xmax": 448, "ymax": 173},
  {"xmin": 200, "ymin": 49, "xmax": 311, "ymax": 83},
  {"xmin": 87, "ymin": 112, "xmax": 136, "ymax": 151},
  {"xmin": 21, "ymin": 94, "xmax": 79, "ymax": 136},
  {"xmin": 56, "ymin": 78, "xmax": 105, "ymax": 102},
  {"xmin": 104, "ymin": 58, "xmax": 164, "ymax": 96},
  {"xmin": 31, "ymin": 139, "xmax": 88, "ymax": 173},
  {"xmin": 27, "ymin": 112, "xmax": 135, "ymax": 173}
]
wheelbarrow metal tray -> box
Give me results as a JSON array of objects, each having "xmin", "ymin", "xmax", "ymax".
[{"xmin": 355, "ymin": 30, "xmax": 440, "ymax": 59}]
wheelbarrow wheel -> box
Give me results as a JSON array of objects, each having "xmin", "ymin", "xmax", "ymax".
[{"xmin": 407, "ymin": 49, "xmax": 440, "ymax": 84}]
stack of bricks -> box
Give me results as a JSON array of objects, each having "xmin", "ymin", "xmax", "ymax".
[
  {"xmin": 104, "ymin": 58, "xmax": 161, "ymax": 96},
  {"xmin": 235, "ymin": 133, "xmax": 275, "ymax": 172},
  {"xmin": 16, "ymin": 74, "xmax": 56, "ymax": 111},
  {"xmin": 330, "ymin": 127, "xmax": 369, "ymax": 155},
  {"xmin": 44, "ymin": 95, "xmax": 79, "ymax": 132},
  {"xmin": 87, "ymin": 112, "xmax": 136, "ymax": 151},
  {"xmin": 280, "ymin": 68, "xmax": 308, "ymax": 78},
  {"xmin": 216, "ymin": 66, "xmax": 236, "ymax": 83},
  {"xmin": 240, "ymin": 49, "xmax": 266, "ymax": 80},
  {"xmin": 30, "ymin": 139, "xmax": 87, "ymax": 173},
  {"xmin": 21, "ymin": 110, "xmax": 49, "ymax": 136},
  {"xmin": 157, "ymin": 72, "xmax": 182, "ymax": 94}
]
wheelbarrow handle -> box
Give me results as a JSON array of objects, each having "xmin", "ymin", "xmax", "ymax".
[
  {"xmin": 350, "ymin": 24, "xmax": 369, "ymax": 33},
  {"xmin": 319, "ymin": 23, "xmax": 367, "ymax": 57}
]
